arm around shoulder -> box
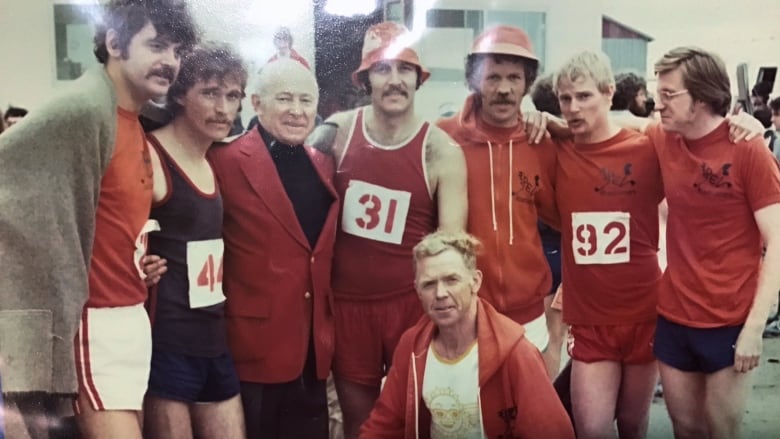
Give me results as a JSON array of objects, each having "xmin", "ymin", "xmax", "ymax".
[{"xmin": 308, "ymin": 109, "xmax": 355, "ymax": 157}]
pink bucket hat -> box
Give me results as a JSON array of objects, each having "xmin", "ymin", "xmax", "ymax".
[
  {"xmin": 470, "ymin": 25, "xmax": 538, "ymax": 62},
  {"xmin": 351, "ymin": 22, "xmax": 431, "ymax": 87}
]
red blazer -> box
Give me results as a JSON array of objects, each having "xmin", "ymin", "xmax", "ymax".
[{"xmin": 208, "ymin": 129, "xmax": 337, "ymax": 383}]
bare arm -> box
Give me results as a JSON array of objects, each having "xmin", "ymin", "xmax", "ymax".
[
  {"xmin": 147, "ymin": 136, "xmax": 168, "ymax": 204},
  {"xmin": 427, "ymin": 127, "xmax": 468, "ymax": 232},
  {"xmin": 733, "ymin": 203, "xmax": 780, "ymax": 373},
  {"xmin": 306, "ymin": 121, "xmax": 339, "ymax": 154},
  {"xmin": 657, "ymin": 199, "xmax": 668, "ymax": 271},
  {"xmin": 726, "ymin": 110, "xmax": 765, "ymax": 143},
  {"xmin": 611, "ymin": 113, "xmax": 652, "ymax": 133},
  {"xmin": 306, "ymin": 110, "xmax": 354, "ymax": 163},
  {"xmin": 522, "ymin": 111, "xmax": 572, "ymax": 143}
]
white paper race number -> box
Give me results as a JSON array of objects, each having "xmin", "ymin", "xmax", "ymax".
[
  {"xmin": 342, "ymin": 180, "xmax": 411, "ymax": 244},
  {"xmin": 571, "ymin": 212, "xmax": 630, "ymax": 265},
  {"xmin": 134, "ymin": 219, "xmax": 161, "ymax": 279},
  {"xmin": 186, "ymin": 239, "xmax": 226, "ymax": 308}
]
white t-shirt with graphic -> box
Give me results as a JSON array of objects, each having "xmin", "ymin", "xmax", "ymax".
[{"xmin": 422, "ymin": 341, "xmax": 484, "ymax": 438}]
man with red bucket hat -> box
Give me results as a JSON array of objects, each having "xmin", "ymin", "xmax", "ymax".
[
  {"xmin": 438, "ymin": 25, "xmax": 561, "ymax": 368},
  {"xmin": 310, "ymin": 21, "xmax": 468, "ymax": 438}
]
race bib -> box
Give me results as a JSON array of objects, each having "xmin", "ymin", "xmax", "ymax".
[
  {"xmin": 186, "ymin": 239, "xmax": 226, "ymax": 308},
  {"xmin": 341, "ymin": 180, "xmax": 411, "ymax": 244},
  {"xmin": 571, "ymin": 211, "xmax": 630, "ymax": 265},
  {"xmin": 134, "ymin": 219, "xmax": 161, "ymax": 279}
]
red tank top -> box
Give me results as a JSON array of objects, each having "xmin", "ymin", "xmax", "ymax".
[
  {"xmin": 332, "ymin": 108, "xmax": 436, "ymax": 300},
  {"xmin": 87, "ymin": 108, "xmax": 154, "ymax": 307}
]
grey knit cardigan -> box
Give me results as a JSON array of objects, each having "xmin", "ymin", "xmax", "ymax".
[{"xmin": 0, "ymin": 66, "xmax": 117, "ymax": 394}]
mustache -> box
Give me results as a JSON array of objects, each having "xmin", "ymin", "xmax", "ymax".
[
  {"xmin": 146, "ymin": 66, "xmax": 176, "ymax": 83},
  {"xmin": 490, "ymin": 98, "xmax": 516, "ymax": 106},
  {"xmin": 207, "ymin": 118, "xmax": 232, "ymax": 125},
  {"xmin": 383, "ymin": 86, "xmax": 408, "ymax": 98}
]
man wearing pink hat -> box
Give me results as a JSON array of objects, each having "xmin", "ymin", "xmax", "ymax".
[
  {"xmin": 437, "ymin": 26, "xmax": 560, "ymax": 367},
  {"xmin": 310, "ymin": 21, "xmax": 468, "ymax": 438}
]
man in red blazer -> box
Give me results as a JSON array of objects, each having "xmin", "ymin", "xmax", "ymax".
[{"xmin": 208, "ymin": 58, "xmax": 337, "ymax": 438}]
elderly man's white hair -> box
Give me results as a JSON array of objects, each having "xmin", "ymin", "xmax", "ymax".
[{"xmin": 252, "ymin": 58, "xmax": 319, "ymax": 99}]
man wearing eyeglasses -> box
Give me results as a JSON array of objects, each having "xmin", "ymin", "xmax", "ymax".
[{"xmin": 646, "ymin": 47, "xmax": 780, "ymax": 439}]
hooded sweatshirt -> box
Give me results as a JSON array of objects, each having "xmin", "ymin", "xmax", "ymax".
[
  {"xmin": 437, "ymin": 95, "xmax": 559, "ymax": 324},
  {"xmin": 360, "ymin": 299, "xmax": 574, "ymax": 439}
]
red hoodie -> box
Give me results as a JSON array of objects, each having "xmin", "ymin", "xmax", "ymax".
[
  {"xmin": 437, "ymin": 95, "xmax": 559, "ymax": 324},
  {"xmin": 360, "ymin": 299, "xmax": 574, "ymax": 439}
]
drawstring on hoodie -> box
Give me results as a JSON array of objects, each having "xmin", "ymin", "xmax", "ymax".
[
  {"xmin": 487, "ymin": 141, "xmax": 498, "ymax": 233},
  {"xmin": 508, "ymin": 140, "xmax": 514, "ymax": 245},
  {"xmin": 412, "ymin": 352, "xmax": 420, "ymax": 439},
  {"xmin": 487, "ymin": 140, "xmax": 515, "ymax": 246}
]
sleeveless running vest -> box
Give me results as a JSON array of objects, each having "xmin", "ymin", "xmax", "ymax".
[
  {"xmin": 147, "ymin": 135, "xmax": 227, "ymax": 356},
  {"xmin": 332, "ymin": 108, "xmax": 436, "ymax": 301}
]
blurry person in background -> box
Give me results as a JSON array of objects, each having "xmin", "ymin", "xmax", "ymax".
[
  {"xmin": 267, "ymin": 26, "xmax": 311, "ymax": 70},
  {"xmin": 3, "ymin": 105, "xmax": 28, "ymax": 129},
  {"xmin": 612, "ymin": 72, "xmax": 651, "ymax": 117}
]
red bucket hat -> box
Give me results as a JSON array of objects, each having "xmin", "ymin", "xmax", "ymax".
[
  {"xmin": 470, "ymin": 25, "xmax": 538, "ymax": 62},
  {"xmin": 351, "ymin": 22, "xmax": 431, "ymax": 88}
]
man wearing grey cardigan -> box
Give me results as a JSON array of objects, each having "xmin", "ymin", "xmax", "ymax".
[{"xmin": 0, "ymin": 1, "xmax": 197, "ymax": 438}]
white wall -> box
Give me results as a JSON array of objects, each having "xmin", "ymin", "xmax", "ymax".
[
  {"xmin": 410, "ymin": 0, "xmax": 604, "ymax": 120},
  {"xmin": 411, "ymin": 0, "xmax": 604, "ymax": 69},
  {"xmin": 0, "ymin": 0, "xmax": 315, "ymax": 121},
  {"xmin": 0, "ymin": 0, "xmax": 62, "ymax": 111}
]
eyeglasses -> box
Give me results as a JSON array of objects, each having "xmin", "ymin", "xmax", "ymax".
[{"xmin": 656, "ymin": 89, "xmax": 689, "ymax": 103}]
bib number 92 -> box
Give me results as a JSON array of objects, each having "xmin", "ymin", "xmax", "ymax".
[{"xmin": 571, "ymin": 211, "xmax": 630, "ymax": 265}]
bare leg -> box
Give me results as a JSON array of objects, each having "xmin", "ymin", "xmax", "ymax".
[
  {"xmin": 76, "ymin": 391, "xmax": 142, "ymax": 439},
  {"xmin": 571, "ymin": 360, "xmax": 621, "ymax": 439},
  {"xmin": 143, "ymin": 395, "xmax": 192, "ymax": 439},
  {"xmin": 615, "ymin": 362, "xmax": 658, "ymax": 439},
  {"xmin": 543, "ymin": 294, "xmax": 566, "ymax": 378},
  {"xmin": 658, "ymin": 362, "xmax": 708, "ymax": 439},
  {"xmin": 334, "ymin": 377, "xmax": 380, "ymax": 439},
  {"xmin": 191, "ymin": 394, "xmax": 245, "ymax": 439},
  {"xmin": 704, "ymin": 367, "xmax": 750, "ymax": 439}
]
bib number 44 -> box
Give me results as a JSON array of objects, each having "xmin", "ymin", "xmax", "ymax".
[
  {"xmin": 187, "ymin": 239, "xmax": 226, "ymax": 308},
  {"xmin": 571, "ymin": 212, "xmax": 630, "ymax": 265}
]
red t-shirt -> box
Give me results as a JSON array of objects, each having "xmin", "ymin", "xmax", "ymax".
[
  {"xmin": 87, "ymin": 108, "xmax": 154, "ymax": 307},
  {"xmin": 556, "ymin": 129, "xmax": 664, "ymax": 325},
  {"xmin": 648, "ymin": 121, "xmax": 780, "ymax": 327}
]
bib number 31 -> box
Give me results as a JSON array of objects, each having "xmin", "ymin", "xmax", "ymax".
[
  {"xmin": 342, "ymin": 180, "xmax": 411, "ymax": 244},
  {"xmin": 571, "ymin": 212, "xmax": 630, "ymax": 265},
  {"xmin": 187, "ymin": 239, "xmax": 226, "ymax": 308}
]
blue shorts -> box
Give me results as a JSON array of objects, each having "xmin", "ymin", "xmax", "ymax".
[
  {"xmin": 147, "ymin": 349, "xmax": 240, "ymax": 403},
  {"xmin": 653, "ymin": 315, "xmax": 743, "ymax": 374},
  {"xmin": 544, "ymin": 244, "xmax": 561, "ymax": 295}
]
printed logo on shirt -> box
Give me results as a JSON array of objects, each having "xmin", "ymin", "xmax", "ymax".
[
  {"xmin": 595, "ymin": 163, "xmax": 637, "ymax": 196},
  {"xmin": 513, "ymin": 171, "xmax": 540, "ymax": 204},
  {"xmin": 693, "ymin": 162, "xmax": 734, "ymax": 197},
  {"xmin": 428, "ymin": 388, "xmax": 482, "ymax": 438}
]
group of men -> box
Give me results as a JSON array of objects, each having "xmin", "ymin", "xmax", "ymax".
[{"xmin": 1, "ymin": 1, "xmax": 779, "ymax": 438}]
